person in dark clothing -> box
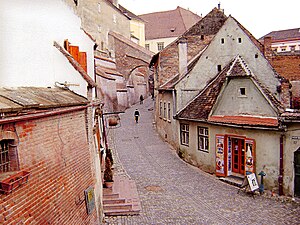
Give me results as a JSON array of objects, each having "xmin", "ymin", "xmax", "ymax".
[
  {"xmin": 140, "ymin": 95, "xmax": 144, "ymax": 104},
  {"xmin": 134, "ymin": 109, "xmax": 140, "ymax": 123}
]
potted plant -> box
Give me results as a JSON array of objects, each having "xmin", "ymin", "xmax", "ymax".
[{"xmin": 104, "ymin": 157, "xmax": 113, "ymax": 188}]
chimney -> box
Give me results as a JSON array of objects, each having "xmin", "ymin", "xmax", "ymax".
[
  {"xmin": 280, "ymin": 81, "xmax": 292, "ymax": 109},
  {"xmin": 263, "ymin": 36, "xmax": 273, "ymax": 59},
  {"xmin": 178, "ymin": 38, "xmax": 188, "ymax": 76}
]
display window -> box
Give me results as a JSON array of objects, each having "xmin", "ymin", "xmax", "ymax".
[{"xmin": 215, "ymin": 134, "xmax": 255, "ymax": 177}]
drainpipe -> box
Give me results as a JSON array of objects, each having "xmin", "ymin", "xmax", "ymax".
[{"xmin": 279, "ymin": 134, "xmax": 284, "ymax": 196}]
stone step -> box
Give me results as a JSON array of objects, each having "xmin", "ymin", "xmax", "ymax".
[
  {"xmin": 104, "ymin": 203, "xmax": 133, "ymax": 211},
  {"xmin": 103, "ymin": 193, "xmax": 120, "ymax": 199},
  {"xmin": 104, "ymin": 209, "xmax": 141, "ymax": 216},
  {"xmin": 103, "ymin": 198, "xmax": 126, "ymax": 205}
]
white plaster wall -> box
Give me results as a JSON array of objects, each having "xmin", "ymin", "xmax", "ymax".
[
  {"xmin": 0, "ymin": 0, "xmax": 95, "ymax": 98},
  {"xmin": 178, "ymin": 121, "xmax": 282, "ymax": 192},
  {"xmin": 146, "ymin": 37, "xmax": 177, "ymax": 53},
  {"xmin": 213, "ymin": 78, "xmax": 277, "ymax": 116},
  {"xmin": 175, "ymin": 17, "xmax": 281, "ymax": 110}
]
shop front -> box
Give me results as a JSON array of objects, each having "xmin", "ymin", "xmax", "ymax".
[{"xmin": 215, "ymin": 134, "xmax": 255, "ymax": 177}]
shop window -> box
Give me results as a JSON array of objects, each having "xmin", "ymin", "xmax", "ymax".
[
  {"xmin": 167, "ymin": 102, "xmax": 171, "ymax": 121},
  {"xmin": 157, "ymin": 42, "xmax": 164, "ymax": 51},
  {"xmin": 198, "ymin": 127, "xmax": 209, "ymax": 152},
  {"xmin": 180, "ymin": 124, "xmax": 189, "ymax": 146}
]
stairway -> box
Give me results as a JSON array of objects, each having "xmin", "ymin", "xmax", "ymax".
[
  {"xmin": 219, "ymin": 174, "xmax": 245, "ymax": 187},
  {"xmin": 103, "ymin": 175, "xmax": 141, "ymax": 216}
]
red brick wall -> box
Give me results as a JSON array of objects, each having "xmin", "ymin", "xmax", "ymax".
[{"xmin": 0, "ymin": 110, "xmax": 98, "ymax": 224}]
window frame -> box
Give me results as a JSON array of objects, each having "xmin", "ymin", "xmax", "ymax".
[
  {"xmin": 167, "ymin": 102, "xmax": 171, "ymax": 122},
  {"xmin": 157, "ymin": 42, "xmax": 164, "ymax": 51},
  {"xmin": 159, "ymin": 101, "xmax": 162, "ymax": 118},
  {"xmin": 163, "ymin": 102, "xmax": 167, "ymax": 120},
  {"xmin": 180, "ymin": 124, "xmax": 189, "ymax": 146},
  {"xmin": 198, "ymin": 127, "xmax": 209, "ymax": 152}
]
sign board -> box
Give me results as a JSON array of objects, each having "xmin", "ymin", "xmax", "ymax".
[
  {"xmin": 246, "ymin": 173, "xmax": 259, "ymax": 191},
  {"xmin": 84, "ymin": 186, "xmax": 95, "ymax": 215}
]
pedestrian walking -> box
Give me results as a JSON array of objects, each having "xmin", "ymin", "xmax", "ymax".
[
  {"xmin": 140, "ymin": 95, "xmax": 144, "ymax": 104},
  {"xmin": 134, "ymin": 109, "xmax": 140, "ymax": 123}
]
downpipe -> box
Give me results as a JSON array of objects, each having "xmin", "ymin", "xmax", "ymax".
[{"xmin": 278, "ymin": 134, "xmax": 284, "ymax": 196}]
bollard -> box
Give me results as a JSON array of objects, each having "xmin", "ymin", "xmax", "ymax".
[{"xmin": 258, "ymin": 171, "xmax": 266, "ymax": 194}]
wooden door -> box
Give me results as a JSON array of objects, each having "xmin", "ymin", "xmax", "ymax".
[
  {"xmin": 294, "ymin": 148, "xmax": 300, "ymax": 197},
  {"xmin": 232, "ymin": 138, "xmax": 245, "ymax": 174}
]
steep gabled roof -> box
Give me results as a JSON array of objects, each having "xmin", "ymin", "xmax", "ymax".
[
  {"xmin": 259, "ymin": 28, "xmax": 300, "ymax": 42},
  {"xmin": 140, "ymin": 6, "xmax": 201, "ymax": 40},
  {"xmin": 53, "ymin": 41, "xmax": 97, "ymax": 87},
  {"xmin": 176, "ymin": 55, "xmax": 283, "ymax": 127}
]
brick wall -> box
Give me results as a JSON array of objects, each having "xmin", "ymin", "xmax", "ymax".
[{"xmin": 0, "ymin": 110, "xmax": 98, "ymax": 224}]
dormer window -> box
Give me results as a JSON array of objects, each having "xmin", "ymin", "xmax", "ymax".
[
  {"xmin": 170, "ymin": 28, "xmax": 176, "ymax": 32},
  {"xmin": 239, "ymin": 87, "xmax": 246, "ymax": 96}
]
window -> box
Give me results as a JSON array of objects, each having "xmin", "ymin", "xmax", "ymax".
[
  {"xmin": 159, "ymin": 101, "xmax": 162, "ymax": 117},
  {"xmin": 157, "ymin": 42, "xmax": 164, "ymax": 51},
  {"xmin": 290, "ymin": 45, "xmax": 296, "ymax": 52},
  {"xmin": 98, "ymin": 3, "xmax": 101, "ymax": 13},
  {"xmin": 221, "ymin": 38, "xmax": 225, "ymax": 44},
  {"xmin": 167, "ymin": 102, "xmax": 171, "ymax": 121},
  {"xmin": 145, "ymin": 44, "xmax": 150, "ymax": 50},
  {"xmin": 255, "ymin": 53, "xmax": 258, "ymax": 58},
  {"xmin": 240, "ymin": 87, "xmax": 246, "ymax": 96},
  {"xmin": 113, "ymin": 14, "xmax": 117, "ymax": 23},
  {"xmin": 201, "ymin": 35, "xmax": 204, "ymax": 40},
  {"xmin": 238, "ymin": 38, "xmax": 242, "ymax": 43},
  {"xmin": 163, "ymin": 102, "xmax": 166, "ymax": 119},
  {"xmin": 281, "ymin": 47, "xmax": 286, "ymax": 52},
  {"xmin": 180, "ymin": 124, "xmax": 189, "ymax": 146},
  {"xmin": 97, "ymin": 25, "xmax": 102, "ymax": 33},
  {"xmin": 217, "ymin": 65, "xmax": 222, "ymax": 72},
  {"xmin": 0, "ymin": 140, "xmax": 13, "ymax": 172},
  {"xmin": 198, "ymin": 127, "xmax": 209, "ymax": 152}
]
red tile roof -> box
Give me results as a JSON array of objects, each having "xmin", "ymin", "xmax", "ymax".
[
  {"xmin": 140, "ymin": 6, "xmax": 201, "ymax": 40},
  {"xmin": 176, "ymin": 55, "xmax": 283, "ymax": 127},
  {"xmin": 260, "ymin": 28, "xmax": 300, "ymax": 42},
  {"xmin": 208, "ymin": 115, "xmax": 278, "ymax": 127}
]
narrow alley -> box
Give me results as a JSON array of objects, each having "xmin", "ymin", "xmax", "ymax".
[{"xmin": 104, "ymin": 98, "xmax": 300, "ymax": 225}]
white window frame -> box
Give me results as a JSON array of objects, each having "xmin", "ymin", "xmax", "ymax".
[
  {"xmin": 180, "ymin": 124, "xmax": 189, "ymax": 146},
  {"xmin": 198, "ymin": 127, "xmax": 209, "ymax": 152},
  {"xmin": 167, "ymin": 102, "xmax": 171, "ymax": 122}
]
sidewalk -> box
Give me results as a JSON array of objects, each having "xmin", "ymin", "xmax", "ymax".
[{"xmin": 104, "ymin": 98, "xmax": 300, "ymax": 225}]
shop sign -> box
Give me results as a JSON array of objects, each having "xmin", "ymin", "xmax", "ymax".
[{"xmin": 246, "ymin": 173, "xmax": 259, "ymax": 191}]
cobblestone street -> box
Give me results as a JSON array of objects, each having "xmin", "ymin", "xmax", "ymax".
[{"xmin": 104, "ymin": 98, "xmax": 300, "ymax": 225}]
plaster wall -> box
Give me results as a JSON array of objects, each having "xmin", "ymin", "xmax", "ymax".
[
  {"xmin": 213, "ymin": 78, "xmax": 277, "ymax": 116},
  {"xmin": 0, "ymin": 0, "xmax": 95, "ymax": 98},
  {"xmin": 175, "ymin": 17, "xmax": 281, "ymax": 110},
  {"xmin": 284, "ymin": 123, "xmax": 300, "ymax": 196},
  {"xmin": 146, "ymin": 37, "xmax": 177, "ymax": 53},
  {"xmin": 156, "ymin": 92, "xmax": 178, "ymax": 148},
  {"xmin": 130, "ymin": 20, "xmax": 146, "ymax": 47},
  {"xmin": 177, "ymin": 120, "xmax": 282, "ymax": 193}
]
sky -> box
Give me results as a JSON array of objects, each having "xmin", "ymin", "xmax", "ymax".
[{"xmin": 118, "ymin": 0, "xmax": 300, "ymax": 39}]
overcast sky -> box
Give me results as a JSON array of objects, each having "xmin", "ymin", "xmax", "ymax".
[{"xmin": 118, "ymin": 0, "xmax": 300, "ymax": 39}]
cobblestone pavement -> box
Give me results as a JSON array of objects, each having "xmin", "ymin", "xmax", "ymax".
[{"xmin": 104, "ymin": 98, "xmax": 300, "ymax": 225}]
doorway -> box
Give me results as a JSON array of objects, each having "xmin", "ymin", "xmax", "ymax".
[
  {"xmin": 232, "ymin": 138, "xmax": 245, "ymax": 175},
  {"xmin": 294, "ymin": 148, "xmax": 300, "ymax": 197}
]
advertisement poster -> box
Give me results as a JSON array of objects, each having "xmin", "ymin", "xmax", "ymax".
[
  {"xmin": 247, "ymin": 173, "xmax": 259, "ymax": 191},
  {"xmin": 227, "ymin": 137, "xmax": 232, "ymax": 176},
  {"xmin": 216, "ymin": 135, "xmax": 225, "ymax": 176},
  {"xmin": 245, "ymin": 139, "xmax": 255, "ymax": 174}
]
